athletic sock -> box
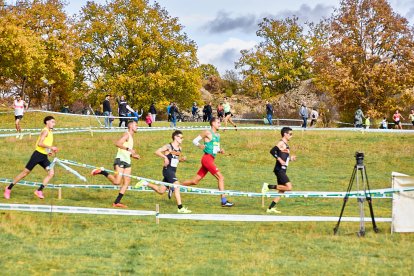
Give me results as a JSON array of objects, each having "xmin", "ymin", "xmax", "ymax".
[
  {"xmin": 101, "ymin": 170, "xmax": 109, "ymax": 177},
  {"xmin": 114, "ymin": 193, "xmax": 124, "ymax": 204},
  {"xmin": 268, "ymin": 185, "xmax": 277, "ymax": 189},
  {"xmin": 221, "ymin": 197, "xmax": 227, "ymax": 204},
  {"xmin": 7, "ymin": 183, "xmax": 14, "ymax": 190},
  {"xmin": 269, "ymin": 201, "xmax": 277, "ymax": 209},
  {"xmin": 178, "ymin": 204, "xmax": 183, "ymax": 209},
  {"xmin": 38, "ymin": 185, "xmax": 45, "ymax": 191}
]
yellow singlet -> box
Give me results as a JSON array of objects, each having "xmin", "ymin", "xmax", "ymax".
[
  {"xmin": 35, "ymin": 127, "xmax": 53, "ymax": 155},
  {"xmin": 116, "ymin": 132, "xmax": 133, "ymax": 164}
]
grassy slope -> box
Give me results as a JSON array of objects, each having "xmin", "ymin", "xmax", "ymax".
[{"xmin": 0, "ymin": 111, "xmax": 413, "ymax": 274}]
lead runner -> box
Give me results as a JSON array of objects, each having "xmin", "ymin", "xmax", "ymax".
[
  {"xmin": 182, "ymin": 117, "xmax": 234, "ymax": 207},
  {"xmin": 262, "ymin": 127, "xmax": 296, "ymax": 213}
]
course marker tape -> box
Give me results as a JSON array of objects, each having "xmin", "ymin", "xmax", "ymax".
[
  {"xmin": 0, "ymin": 203, "xmax": 392, "ymax": 222},
  {"xmin": 2, "ymin": 176, "xmax": 412, "ymax": 199},
  {"xmin": 0, "ymin": 203, "xmax": 155, "ymax": 216}
]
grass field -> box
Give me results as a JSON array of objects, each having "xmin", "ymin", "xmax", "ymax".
[{"xmin": 0, "ymin": 111, "xmax": 413, "ymax": 275}]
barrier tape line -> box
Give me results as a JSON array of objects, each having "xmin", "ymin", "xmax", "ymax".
[{"xmin": 0, "ymin": 203, "xmax": 392, "ymax": 222}]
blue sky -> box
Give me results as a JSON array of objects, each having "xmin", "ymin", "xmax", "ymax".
[{"xmin": 65, "ymin": 0, "xmax": 414, "ymax": 74}]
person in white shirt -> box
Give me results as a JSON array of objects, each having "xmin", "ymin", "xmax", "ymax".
[{"xmin": 12, "ymin": 95, "xmax": 28, "ymax": 139}]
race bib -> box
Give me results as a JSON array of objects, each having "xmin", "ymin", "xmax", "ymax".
[
  {"xmin": 285, "ymin": 157, "xmax": 290, "ymax": 167},
  {"xmin": 213, "ymin": 145, "xmax": 220, "ymax": 154},
  {"xmin": 170, "ymin": 158, "xmax": 179, "ymax": 168}
]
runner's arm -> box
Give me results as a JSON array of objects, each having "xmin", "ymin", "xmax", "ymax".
[{"xmin": 37, "ymin": 130, "xmax": 58, "ymax": 153}]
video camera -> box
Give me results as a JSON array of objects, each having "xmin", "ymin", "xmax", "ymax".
[{"xmin": 355, "ymin": 152, "xmax": 364, "ymax": 166}]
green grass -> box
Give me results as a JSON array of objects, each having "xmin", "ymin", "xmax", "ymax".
[{"xmin": 0, "ymin": 111, "xmax": 414, "ymax": 274}]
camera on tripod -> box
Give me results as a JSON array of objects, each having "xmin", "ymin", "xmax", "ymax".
[{"xmin": 355, "ymin": 152, "xmax": 364, "ymax": 166}]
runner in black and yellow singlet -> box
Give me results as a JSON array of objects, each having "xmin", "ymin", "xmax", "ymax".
[
  {"xmin": 182, "ymin": 117, "xmax": 234, "ymax": 207},
  {"xmin": 262, "ymin": 127, "xmax": 297, "ymax": 214},
  {"xmin": 4, "ymin": 116, "xmax": 58, "ymax": 200},
  {"xmin": 144, "ymin": 130, "xmax": 192, "ymax": 213}
]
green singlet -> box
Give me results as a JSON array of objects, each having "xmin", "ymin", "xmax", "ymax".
[{"xmin": 203, "ymin": 130, "xmax": 220, "ymax": 157}]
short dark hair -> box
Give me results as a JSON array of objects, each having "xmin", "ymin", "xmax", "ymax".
[
  {"xmin": 172, "ymin": 130, "xmax": 183, "ymax": 140},
  {"xmin": 281, "ymin": 127, "xmax": 292, "ymax": 137},
  {"xmin": 127, "ymin": 120, "xmax": 136, "ymax": 127},
  {"xmin": 105, "ymin": 94, "xmax": 110, "ymax": 98},
  {"xmin": 43, "ymin": 116, "xmax": 55, "ymax": 124},
  {"xmin": 209, "ymin": 117, "xmax": 218, "ymax": 126}
]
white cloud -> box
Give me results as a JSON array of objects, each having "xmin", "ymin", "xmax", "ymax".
[{"xmin": 198, "ymin": 38, "xmax": 257, "ymax": 74}]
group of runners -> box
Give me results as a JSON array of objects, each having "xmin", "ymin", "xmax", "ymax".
[{"xmin": 4, "ymin": 111, "xmax": 295, "ymax": 214}]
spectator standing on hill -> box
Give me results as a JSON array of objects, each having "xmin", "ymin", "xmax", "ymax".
[
  {"xmin": 299, "ymin": 103, "xmax": 308, "ymax": 128},
  {"xmin": 354, "ymin": 106, "xmax": 365, "ymax": 128},
  {"xmin": 169, "ymin": 103, "xmax": 178, "ymax": 128},
  {"xmin": 117, "ymin": 96, "xmax": 135, "ymax": 127},
  {"xmin": 149, "ymin": 103, "xmax": 157, "ymax": 123},
  {"xmin": 217, "ymin": 103, "xmax": 224, "ymax": 122},
  {"xmin": 310, "ymin": 107, "xmax": 319, "ymax": 127},
  {"xmin": 91, "ymin": 121, "xmax": 140, "ymax": 208},
  {"xmin": 5, "ymin": 116, "xmax": 58, "ymax": 200},
  {"xmin": 265, "ymin": 101, "xmax": 273, "ymax": 125},
  {"xmin": 103, "ymin": 94, "xmax": 112, "ymax": 128},
  {"xmin": 12, "ymin": 95, "xmax": 28, "ymax": 139},
  {"xmin": 392, "ymin": 110, "xmax": 404, "ymax": 129},
  {"xmin": 145, "ymin": 113, "xmax": 153, "ymax": 127},
  {"xmin": 409, "ymin": 109, "xmax": 414, "ymax": 126},
  {"xmin": 365, "ymin": 116, "xmax": 371, "ymax": 129},
  {"xmin": 166, "ymin": 102, "xmax": 172, "ymax": 122},
  {"xmin": 380, "ymin": 117, "xmax": 388, "ymax": 129},
  {"xmin": 206, "ymin": 102, "xmax": 213, "ymax": 122},
  {"xmin": 192, "ymin": 102, "xmax": 199, "ymax": 119}
]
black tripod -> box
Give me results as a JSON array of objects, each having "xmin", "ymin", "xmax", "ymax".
[{"xmin": 333, "ymin": 152, "xmax": 379, "ymax": 236}]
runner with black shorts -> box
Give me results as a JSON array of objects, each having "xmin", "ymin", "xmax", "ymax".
[
  {"xmin": 223, "ymin": 97, "xmax": 237, "ymax": 130},
  {"xmin": 143, "ymin": 130, "xmax": 191, "ymax": 213},
  {"xmin": 12, "ymin": 95, "xmax": 27, "ymax": 139},
  {"xmin": 182, "ymin": 117, "xmax": 234, "ymax": 207},
  {"xmin": 262, "ymin": 127, "xmax": 296, "ymax": 214},
  {"xmin": 4, "ymin": 116, "xmax": 58, "ymax": 199},
  {"xmin": 91, "ymin": 121, "xmax": 140, "ymax": 208}
]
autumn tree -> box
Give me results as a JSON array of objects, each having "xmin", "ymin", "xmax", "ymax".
[
  {"xmin": 311, "ymin": 0, "xmax": 414, "ymax": 120},
  {"xmin": 77, "ymin": 0, "xmax": 201, "ymax": 111},
  {"xmin": 236, "ymin": 16, "xmax": 311, "ymax": 98},
  {"xmin": 0, "ymin": 0, "xmax": 79, "ymax": 110}
]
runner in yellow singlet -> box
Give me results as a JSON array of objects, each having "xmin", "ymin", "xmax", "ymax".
[
  {"xmin": 4, "ymin": 116, "xmax": 58, "ymax": 199},
  {"xmin": 91, "ymin": 121, "xmax": 140, "ymax": 208}
]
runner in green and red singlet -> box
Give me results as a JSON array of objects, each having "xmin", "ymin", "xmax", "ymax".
[{"xmin": 182, "ymin": 117, "xmax": 234, "ymax": 207}]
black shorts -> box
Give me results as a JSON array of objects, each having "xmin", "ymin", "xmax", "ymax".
[
  {"xmin": 225, "ymin": 112, "xmax": 232, "ymax": 117},
  {"xmin": 15, "ymin": 115, "xmax": 23, "ymax": 120},
  {"xmin": 163, "ymin": 168, "xmax": 178, "ymax": 184},
  {"xmin": 274, "ymin": 169, "xmax": 290, "ymax": 185},
  {"xmin": 25, "ymin": 151, "xmax": 51, "ymax": 171},
  {"xmin": 113, "ymin": 158, "xmax": 131, "ymax": 169}
]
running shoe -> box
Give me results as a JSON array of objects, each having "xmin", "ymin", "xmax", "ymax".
[
  {"xmin": 221, "ymin": 201, "xmax": 234, "ymax": 207},
  {"xmin": 34, "ymin": 190, "xmax": 45, "ymax": 199},
  {"xmin": 167, "ymin": 186, "xmax": 175, "ymax": 199},
  {"xmin": 234, "ymin": 125, "xmax": 237, "ymax": 131},
  {"xmin": 19, "ymin": 134, "xmax": 23, "ymax": 140},
  {"xmin": 261, "ymin": 182, "xmax": 269, "ymax": 194},
  {"xmin": 266, "ymin": 207, "xmax": 281, "ymax": 214},
  {"xmin": 177, "ymin": 206, "xmax": 192, "ymax": 213},
  {"xmin": 135, "ymin": 180, "xmax": 148, "ymax": 188},
  {"xmin": 91, "ymin": 168, "xmax": 103, "ymax": 175},
  {"xmin": 112, "ymin": 202, "xmax": 128, "ymax": 208},
  {"xmin": 4, "ymin": 187, "xmax": 11, "ymax": 199}
]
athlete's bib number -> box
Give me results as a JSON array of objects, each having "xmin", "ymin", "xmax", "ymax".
[
  {"xmin": 170, "ymin": 158, "xmax": 179, "ymax": 167},
  {"xmin": 213, "ymin": 145, "xmax": 220, "ymax": 154},
  {"xmin": 285, "ymin": 157, "xmax": 290, "ymax": 167}
]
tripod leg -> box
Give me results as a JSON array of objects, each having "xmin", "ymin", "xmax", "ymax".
[
  {"xmin": 334, "ymin": 166, "xmax": 357, "ymax": 235},
  {"xmin": 358, "ymin": 169, "xmax": 366, "ymax": 237},
  {"xmin": 363, "ymin": 167, "xmax": 379, "ymax": 233}
]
